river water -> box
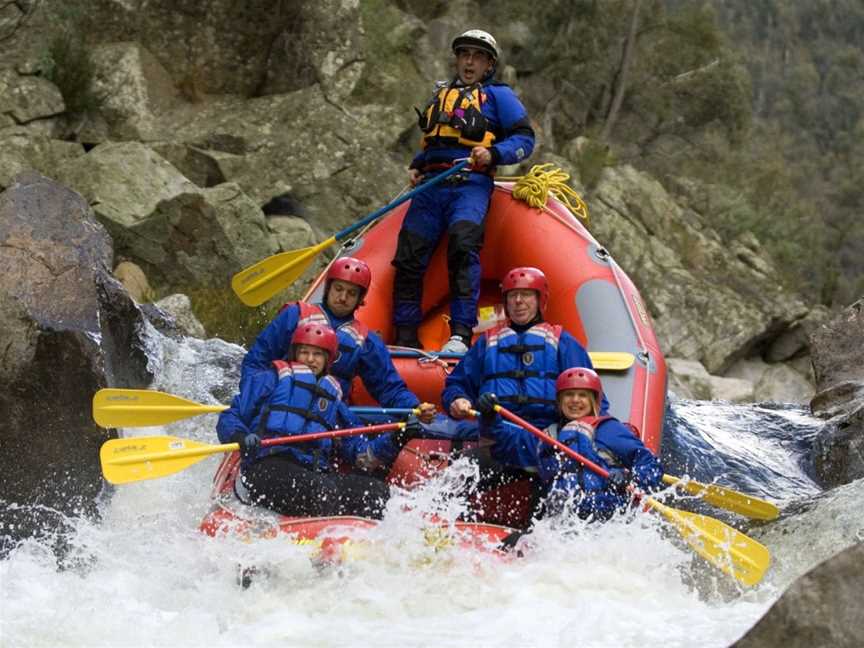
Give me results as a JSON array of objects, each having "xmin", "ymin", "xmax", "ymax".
[{"xmin": 1, "ymin": 335, "xmax": 827, "ymax": 647}]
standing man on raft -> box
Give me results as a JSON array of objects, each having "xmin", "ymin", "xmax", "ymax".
[{"xmin": 391, "ymin": 29, "xmax": 535, "ymax": 353}]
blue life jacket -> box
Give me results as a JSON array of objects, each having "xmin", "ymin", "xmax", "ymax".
[
  {"xmin": 257, "ymin": 360, "xmax": 343, "ymax": 471},
  {"xmin": 481, "ymin": 322, "xmax": 562, "ymax": 427},
  {"xmin": 536, "ymin": 417, "xmax": 610, "ymax": 490},
  {"xmin": 297, "ymin": 302, "xmax": 368, "ymax": 393}
]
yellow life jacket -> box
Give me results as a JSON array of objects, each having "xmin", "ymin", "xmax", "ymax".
[{"xmin": 418, "ymin": 83, "xmax": 496, "ymax": 150}]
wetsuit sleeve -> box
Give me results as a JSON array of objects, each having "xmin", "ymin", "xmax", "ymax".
[
  {"xmin": 539, "ymin": 427, "xmax": 607, "ymax": 492},
  {"xmin": 541, "ymin": 429, "xmax": 622, "ymax": 520},
  {"xmin": 335, "ymin": 400, "xmax": 362, "ymax": 429},
  {"xmin": 215, "ymin": 371, "xmax": 277, "ymax": 444},
  {"xmin": 487, "ymin": 419, "xmax": 540, "ymax": 471},
  {"xmin": 485, "ymin": 85, "xmax": 535, "ymax": 166},
  {"xmin": 409, "ymin": 151, "xmax": 426, "ymax": 170},
  {"xmin": 595, "ymin": 420, "xmax": 664, "ymax": 491},
  {"xmin": 559, "ymin": 332, "xmax": 611, "ymax": 414},
  {"xmin": 357, "ymin": 333, "xmax": 421, "ymax": 409},
  {"xmin": 240, "ymin": 304, "xmax": 300, "ymax": 380},
  {"xmin": 442, "ymin": 336, "xmax": 487, "ymax": 411},
  {"xmin": 334, "ymin": 399, "xmax": 404, "ymax": 468}
]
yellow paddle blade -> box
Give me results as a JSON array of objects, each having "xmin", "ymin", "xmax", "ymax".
[
  {"xmin": 646, "ymin": 497, "xmax": 771, "ymax": 587},
  {"xmin": 588, "ymin": 352, "xmax": 635, "ymax": 371},
  {"xmin": 663, "ymin": 474, "xmax": 780, "ymax": 521},
  {"xmin": 100, "ymin": 436, "xmax": 237, "ymax": 485},
  {"xmin": 231, "ymin": 236, "xmax": 337, "ymax": 307},
  {"xmin": 93, "ymin": 389, "xmax": 227, "ymax": 428}
]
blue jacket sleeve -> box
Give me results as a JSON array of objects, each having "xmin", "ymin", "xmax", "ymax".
[
  {"xmin": 541, "ymin": 428, "xmax": 624, "ymax": 520},
  {"xmin": 485, "ymin": 84, "xmax": 534, "ymax": 166},
  {"xmin": 357, "ymin": 333, "xmax": 421, "ymax": 409},
  {"xmin": 334, "ymin": 401, "xmax": 403, "ymax": 467},
  {"xmin": 215, "ymin": 371, "xmax": 278, "ymax": 444},
  {"xmin": 539, "ymin": 427, "xmax": 608, "ymax": 491},
  {"xmin": 442, "ymin": 336, "xmax": 487, "ymax": 411},
  {"xmin": 594, "ymin": 420, "xmax": 664, "ymax": 491},
  {"xmin": 240, "ymin": 304, "xmax": 300, "ymax": 381},
  {"xmin": 559, "ymin": 332, "xmax": 611, "ymax": 415},
  {"xmin": 486, "ymin": 417, "xmax": 540, "ymax": 470}
]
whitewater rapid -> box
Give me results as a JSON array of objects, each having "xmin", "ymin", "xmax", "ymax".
[{"xmin": 0, "ymin": 332, "xmax": 827, "ymax": 647}]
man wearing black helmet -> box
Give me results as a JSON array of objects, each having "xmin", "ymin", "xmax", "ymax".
[{"xmin": 391, "ymin": 29, "xmax": 535, "ymax": 354}]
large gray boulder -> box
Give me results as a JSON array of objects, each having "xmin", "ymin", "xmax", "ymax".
[
  {"xmin": 0, "ymin": 172, "xmax": 153, "ymax": 550},
  {"xmin": 0, "ymin": 68, "xmax": 65, "ymax": 135},
  {"xmin": 733, "ymin": 542, "xmax": 864, "ymax": 648},
  {"xmin": 81, "ymin": 42, "xmax": 181, "ymax": 142},
  {"xmin": 808, "ymin": 299, "xmax": 864, "ymax": 486},
  {"xmin": 53, "ymin": 141, "xmax": 279, "ymax": 295},
  {"xmin": 0, "ymin": 132, "xmax": 85, "ymax": 190},
  {"xmin": 160, "ymin": 85, "xmax": 407, "ymax": 235}
]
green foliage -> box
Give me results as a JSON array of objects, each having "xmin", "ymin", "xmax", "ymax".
[
  {"xmin": 575, "ymin": 138, "xmax": 616, "ymax": 190},
  {"xmin": 185, "ymin": 286, "xmax": 283, "ymax": 348},
  {"xmin": 41, "ymin": 31, "xmax": 104, "ymax": 115},
  {"xmin": 502, "ymin": 0, "xmax": 861, "ymax": 307}
]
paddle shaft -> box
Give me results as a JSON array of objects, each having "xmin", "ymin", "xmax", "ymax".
[
  {"xmin": 261, "ymin": 421, "xmax": 404, "ymax": 446},
  {"xmin": 102, "ymin": 422, "xmax": 404, "ymax": 471},
  {"xmin": 494, "ymin": 405, "xmax": 771, "ymax": 585},
  {"xmin": 390, "ymin": 349, "xmax": 635, "ymax": 371},
  {"xmin": 494, "ymin": 405, "xmax": 610, "ymax": 479},
  {"xmin": 93, "ymin": 388, "xmax": 421, "ymax": 428},
  {"xmin": 493, "ymin": 404, "xmax": 778, "ymax": 521},
  {"xmin": 332, "ymin": 160, "xmax": 471, "ymax": 241}
]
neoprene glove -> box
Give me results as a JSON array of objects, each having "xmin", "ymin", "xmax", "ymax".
[
  {"xmin": 477, "ymin": 392, "xmax": 499, "ymax": 416},
  {"xmin": 231, "ymin": 432, "xmax": 261, "ymax": 461},
  {"xmin": 498, "ymin": 528, "xmax": 530, "ymax": 554},
  {"xmin": 607, "ymin": 468, "xmax": 631, "ymax": 496}
]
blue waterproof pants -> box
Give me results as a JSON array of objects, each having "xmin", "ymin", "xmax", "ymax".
[{"xmin": 392, "ymin": 172, "xmax": 493, "ymax": 329}]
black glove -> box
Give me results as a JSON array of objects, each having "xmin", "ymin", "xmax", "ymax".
[
  {"xmin": 607, "ymin": 468, "xmax": 631, "ymax": 496},
  {"xmin": 392, "ymin": 416, "xmax": 423, "ymax": 447},
  {"xmin": 231, "ymin": 432, "xmax": 261, "ymax": 461},
  {"xmin": 477, "ymin": 392, "xmax": 499, "ymax": 416},
  {"xmin": 498, "ymin": 529, "xmax": 530, "ymax": 555}
]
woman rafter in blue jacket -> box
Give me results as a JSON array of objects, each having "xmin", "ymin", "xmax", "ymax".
[
  {"xmin": 242, "ymin": 256, "xmax": 435, "ymax": 422},
  {"xmin": 479, "ymin": 367, "xmax": 663, "ymax": 524},
  {"xmin": 216, "ymin": 322, "xmax": 419, "ymax": 518}
]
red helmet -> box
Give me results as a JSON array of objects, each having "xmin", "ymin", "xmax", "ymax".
[
  {"xmin": 501, "ymin": 266, "xmax": 549, "ymax": 313},
  {"xmin": 555, "ymin": 367, "xmax": 603, "ymax": 400},
  {"xmin": 291, "ymin": 323, "xmax": 339, "ymax": 367},
  {"xmin": 326, "ymin": 256, "xmax": 371, "ymax": 292}
]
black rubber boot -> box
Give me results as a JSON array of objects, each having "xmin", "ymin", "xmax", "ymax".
[{"xmin": 393, "ymin": 325, "xmax": 422, "ymax": 349}]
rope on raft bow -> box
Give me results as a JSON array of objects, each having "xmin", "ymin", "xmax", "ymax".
[{"xmin": 498, "ymin": 163, "xmax": 590, "ymax": 226}]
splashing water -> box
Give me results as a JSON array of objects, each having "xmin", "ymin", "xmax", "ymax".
[{"xmin": 0, "ymin": 333, "xmax": 829, "ymax": 647}]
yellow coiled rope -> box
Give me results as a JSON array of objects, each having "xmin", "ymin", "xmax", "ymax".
[{"xmin": 497, "ymin": 163, "xmax": 590, "ymax": 226}]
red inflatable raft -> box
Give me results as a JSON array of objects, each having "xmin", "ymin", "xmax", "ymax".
[
  {"xmin": 201, "ymin": 179, "xmax": 667, "ymax": 545},
  {"xmin": 307, "ymin": 181, "xmax": 666, "ymax": 447}
]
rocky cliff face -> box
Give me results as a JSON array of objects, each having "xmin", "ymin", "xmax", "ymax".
[
  {"xmin": 2, "ymin": 0, "xmax": 859, "ymax": 493},
  {"xmin": 2, "ymin": 2, "xmax": 862, "ymax": 639},
  {"xmin": 808, "ymin": 300, "xmax": 864, "ymax": 487},
  {"xmin": 0, "ymin": 0, "xmax": 826, "ymax": 405}
]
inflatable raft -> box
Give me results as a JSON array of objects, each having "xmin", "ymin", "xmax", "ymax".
[
  {"xmin": 200, "ymin": 452, "xmax": 518, "ymax": 564},
  {"xmin": 202, "ymin": 178, "xmax": 667, "ymax": 542},
  {"xmin": 308, "ymin": 180, "xmax": 667, "ymax": 446}
]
